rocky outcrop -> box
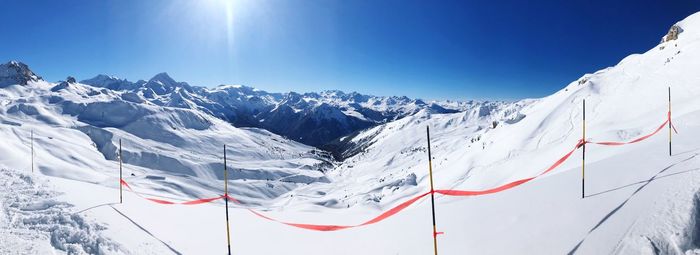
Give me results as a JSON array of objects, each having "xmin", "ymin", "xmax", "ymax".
[
  {"xmin": 51, "ymin": 77, "xmax": 78, "ymax": 92},
  {"xmin": 662, "ymin": 25, "xmax": 683, "ymax": 42},
  {"xmin": 0, "ymin": 61, "xmax": 42, "ymax": 87}
]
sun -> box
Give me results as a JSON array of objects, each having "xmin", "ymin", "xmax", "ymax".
[{"xmin": 182, "ymin": 0, "xmax": 249, "ymax": 54}]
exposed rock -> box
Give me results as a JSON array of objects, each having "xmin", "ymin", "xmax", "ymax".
[
  {"xmin": 662, "ymin": 25, "xmax": 683, "ymax": 43},
  {"xmin": 50, "ymin": 82, "xmax": 70, "ymax": 92},
  {"xmin": 578, "ymin": 77, "xmax": 588, "ymax": 85},
  {"xmin": 0, "ymin": 61, "xmax": 42, "ymax": 87}
]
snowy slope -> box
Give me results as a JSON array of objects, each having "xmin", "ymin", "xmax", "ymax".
[
  {"xmin": 0, "ymin": 69, "xmax": 333, "ymax": 208},
  {"xmin": 0, "ymin": 168, "xmax": 121, "ymax": 254},
  {"xmin": 3, "ymin": 113, "xmax": 700, "ymax": 254},
  {"xmin": 299, "ymin": 11, "xmax": 700, "ymax": 214},
  {"xmin": 2, "ymin": 10, "xmax": 700, "ymax": 255}
]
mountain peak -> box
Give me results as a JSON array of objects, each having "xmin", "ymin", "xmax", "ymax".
[
  {"xmin": 81, "ymin": 74, "xmax": 133, "ymax": 90},
  {"xmin": 145, "ymin": 72, "xmax": 192, "ymax": 95},
  {"xmin": 151, "ymin": 72, "xmax": 175, "ymax": 82},
  {"xmin": 93, "ymin": 74, "xmax": 119, "ymax": 80},
  {"xmin": 0, "ymin": 61, "xmax": 42, "ymax": 88}
]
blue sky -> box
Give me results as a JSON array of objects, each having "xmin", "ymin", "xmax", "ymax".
[{"xmin": 1, "ymin": 0, "xmax": 699, "ymax": 100}]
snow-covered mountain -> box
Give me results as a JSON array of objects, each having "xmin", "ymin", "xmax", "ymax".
[
  {"xmin": 3, "ymin": 10, "xmax": 700, "ymax": 255},
  {"xmin": 0, "ymin": 65, "xmax": 337, "ymax": 208},
  {"xmin": 80, "ymin": 74, "xmax": 485, "ymax": 146},
  {"xmin": 0, "ymin": 60, "xmax": 526, "ymax": 208},
  {"xmin": 0, "ymin": 61, "xmax": 41, "ymax": 88},
  {"xmin": 295, "ymin": 14, "xmax": 699, "ymax": 212},
  {"xmin": 226, "ymin": 13, "xmax": 700, "ymax": 255}
]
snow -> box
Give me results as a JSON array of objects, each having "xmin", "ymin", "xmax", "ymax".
[
  {"xmin": 0, "ymin": 79, "xmax": 332, "ymax": 206},
  {"xmin": 1, "ymin": 10, "xmax": 700, "ymax": 255},
  {"xmin": 3, "ymin": 127, "xmax": 700, "ymax": 254},
  {"xmin": 0, "ymin": 168, "xmax": 121, "ymax": 254},
  {"xmin": 83, "ymin": 72, "xmax": 496, "ymax": 146},
  {"xmin": 0, "ymin": 61, "xmax": 42, "ymax": 88}
]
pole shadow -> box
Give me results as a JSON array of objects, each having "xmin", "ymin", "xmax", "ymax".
[
  {"xmin": 673, "ymin": 147, "xmax": 700, "ymax": 157},
  {"xmin": 568, "ymin": 153, "xmax": 699, "ymax": 255},
  {"xmin": 75, "ymin": 202, "xmax": 119, "ymax": 214},
  {"xmin": 110, "ymin": 205, "xmax": 183, "ymax": 255},
  {"xmin": 585, "ymin": 168, "xmax": 700, "ymax": 198}
]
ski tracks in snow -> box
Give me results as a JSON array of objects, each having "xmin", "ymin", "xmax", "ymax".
[{"xmin": 0, "ymin": 168, "xmax": 122, "ymax": 254}]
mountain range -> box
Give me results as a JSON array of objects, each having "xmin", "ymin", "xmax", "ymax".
[
  {"xmin": 0, "ymin": 58, "xmax": 525, "ymax": 205},
  {"xmin": 2, "ymin": 10, "xmax": 700, "ymax": 255},
  {"xmin": 78, "ymin": 72, "xmax": 506, "ymax": 148}
]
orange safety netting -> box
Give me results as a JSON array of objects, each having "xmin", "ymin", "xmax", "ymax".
[{"xmin": 118, "ymin": 112, "xmax": 675, "ymax": 231}]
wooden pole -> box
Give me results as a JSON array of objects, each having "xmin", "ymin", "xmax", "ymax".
[
  {"xmin": 224, "ymin": 145, "xmax": 232, "ymax": 255},
  {"xmin": 582, "ymin": 100, "xmax": 586, "ymax": 199},
  {"xmin": 31, "ymin": 129, "xmax": 34, "ymax": 173},
  {"xmin": 669, "ymin": 87, "xmax": 672, "ymax": 156},
  {"xmin": 119, "ymin": 139, "xmax": 123, "ymax": 204},
  {"xmin": 426, "ymin": 126, "xmax": 439, "ymax": 255}
]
